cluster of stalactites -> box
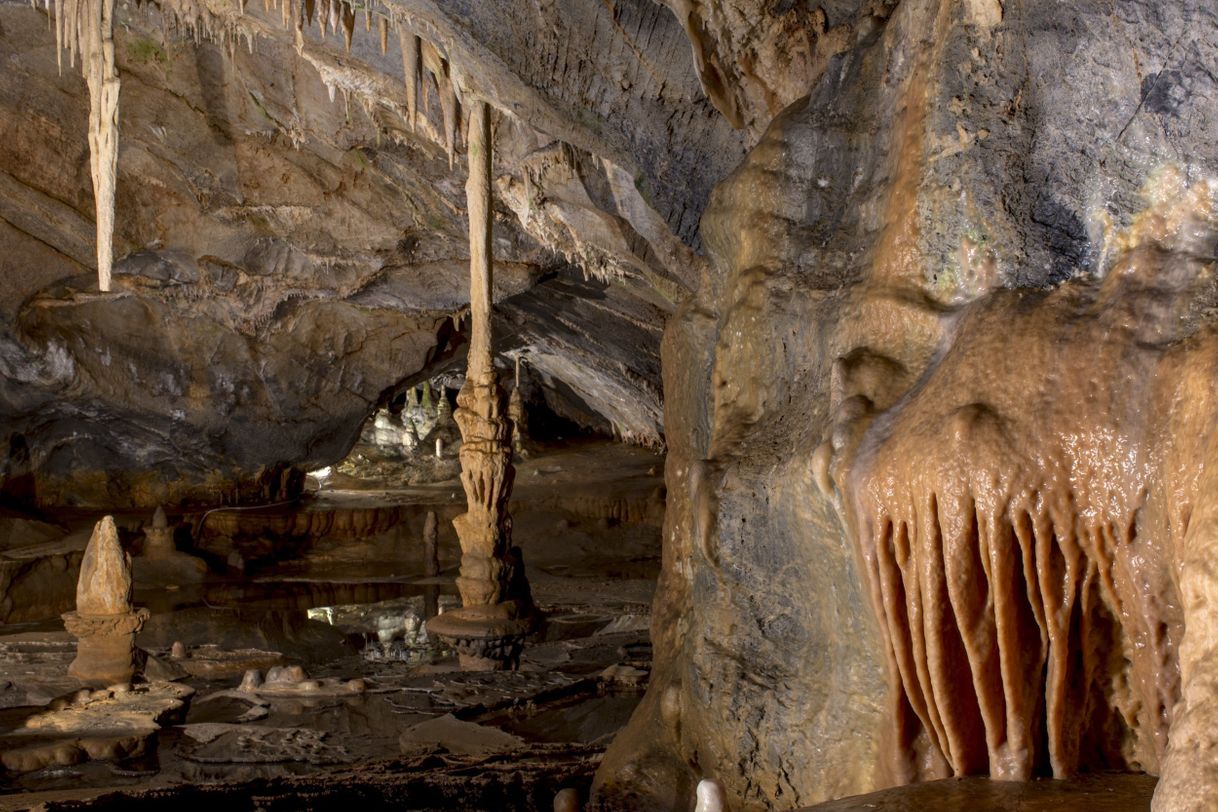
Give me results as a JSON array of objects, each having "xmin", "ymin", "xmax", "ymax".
[
  {"xmin": 42, "ymin": 0, "xmax": 473, "ymax": 291},
  {"xmin": 152, "ymin": 0, "xmax": 464, "ymax": 167}
]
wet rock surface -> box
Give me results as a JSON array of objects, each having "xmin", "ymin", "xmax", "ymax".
[{"xmin": 0, "ymin": 442, "xmax": 660, "ymax": 809}]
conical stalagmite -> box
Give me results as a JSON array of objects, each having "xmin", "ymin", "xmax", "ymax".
[
  {"xmin": 143, "ymin": 505, "xmax": 175, "ymax": 558},
  {"xmin": 509, "ymin": 356, "xmax": 526, "ymax": 456},
  {"xmin": 63, "ymin": 516, "xmax": 149, "ymax": 685},
  {"xmin": 75, "ymin": 515, "xmax": 131, "ymax": 615}
]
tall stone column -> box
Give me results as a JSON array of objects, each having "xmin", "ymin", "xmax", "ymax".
[{"xmin": 427, "ymin": 101, "xmax": 537, "ymax": 669}]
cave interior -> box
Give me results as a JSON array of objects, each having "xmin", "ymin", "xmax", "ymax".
[{"xmin": 2, "ymin": 0, "xmax": 1218, "ymax": 811}]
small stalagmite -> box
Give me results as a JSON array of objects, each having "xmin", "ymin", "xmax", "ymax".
[
  {"xmin": 436, "ymin": 387, "xmax": 453, "ymax": 423},
  {"xmin": 509, "ymin": 356, "xmax": 527, "ymax": 457},
  {"xmin": 142, "ymin": 505, "xmax": 175, "ymax": 558},
  {"xmin": 63, "ymin": 516, "xmax": 149, "ymax": 686}
]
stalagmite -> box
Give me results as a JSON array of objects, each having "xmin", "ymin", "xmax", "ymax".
[
  {"xmin": 509, "ymin": 356, "xmax": 526, "ymax": 456},
  {"xmin": 62, "ymin": 517, "xmax": 149, "ymax": 685},
  {"xmin": 553, "ymin": 788, "xmax": 581, "ymax": 812},
  {"xmin": 55, "ymin": 0, "xmax": 120, "ymax": 291},
  {"xmin": 426, "ymin": 101, "xmax": 537, "ymax": 670},
  {"xmin": 436, "ymin": 389, "xmax": 452, "ymax": 423},
  {"xmin": 142, "ymin": 505, "xmax": 175, "ymax": 558},
  {"xmin": 695, "ymin": 780, "xmax": 727, "ymax": 812}
]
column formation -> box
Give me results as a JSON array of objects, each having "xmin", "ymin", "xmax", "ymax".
[{"xmin": 427, "ymin": 101, "xmax": 537, "ymax": 670}]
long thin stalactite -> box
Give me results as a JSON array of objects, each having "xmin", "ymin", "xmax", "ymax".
[{"xmin": 54, "ymin": 0, "xmax": 119, "ymax": 292}]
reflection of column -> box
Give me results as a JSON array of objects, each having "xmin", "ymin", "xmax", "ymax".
[
  {"xmin": 423, "ymin": 510, "xmax": 439, "ymax": 577},
  {"xmin": 424, "ymin": 585, "xmax": 438, "ymax": 623},
  {"xmin": 427, "ymin": 101, "xmax": 537, "ymax": 670}
]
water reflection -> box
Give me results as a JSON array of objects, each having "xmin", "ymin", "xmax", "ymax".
[{"xmin": 306, "ymin": 589, "xmax": 460, "ymax": 665}]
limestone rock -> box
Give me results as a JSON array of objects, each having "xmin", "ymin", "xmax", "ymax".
[
  {"xmin": 0, "ymin": 682, "xmax": 193, "ymax": 772},
  {"xmin": 398, "ymin": 713, "xmax": 525, "ymax": 757},
  {"xmin": 598, "ymin": 1, "xmax": 1218, "ymax": 809}
]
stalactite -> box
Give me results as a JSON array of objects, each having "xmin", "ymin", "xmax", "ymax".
[
  {"xmin": 398, "ymin": 26, "xmax": 420, "ymax": 131},
  {"xmin": 377, "ymin": 15, "xmax": 387, "ymax": 55},
  {"xmin": 421, "ymin": 41, "xmax": 458, "ymax": 166},
  {"xmin": 441, "ymin": 71, "xmax": 459, "ymax": 168},
  {"xmin": 54, "ymin": 0, "xmax": 119, "ymax": 291},
  {"xmin": 341, "ymin": 0, "xmax": 354, "ymax": 51},
  {"xmin": 326, "ymin": 0, "xmax": 338, "ymax": 38}
]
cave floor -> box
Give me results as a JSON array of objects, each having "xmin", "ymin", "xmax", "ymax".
[
  {"xmin": 0, "ymin": 439, "xmax": 1162, "ymax": 811},
  {"xmin": 0, "ymin": 441, "xmax": 664, "ymax": 811}
]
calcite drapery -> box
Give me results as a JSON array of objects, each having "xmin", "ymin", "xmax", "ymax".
[
  {"xmin": 426, "ymin": 100, "xmax": 536, "ymax": 669},
  {"xmin": 820, "ymin": 185, "xmax": 1218, "ymax": 810}
]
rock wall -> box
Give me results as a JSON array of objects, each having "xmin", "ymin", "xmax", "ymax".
[{"xmin": 597, "ymin": 0, "xmax": 1218, "ymax": 808}]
